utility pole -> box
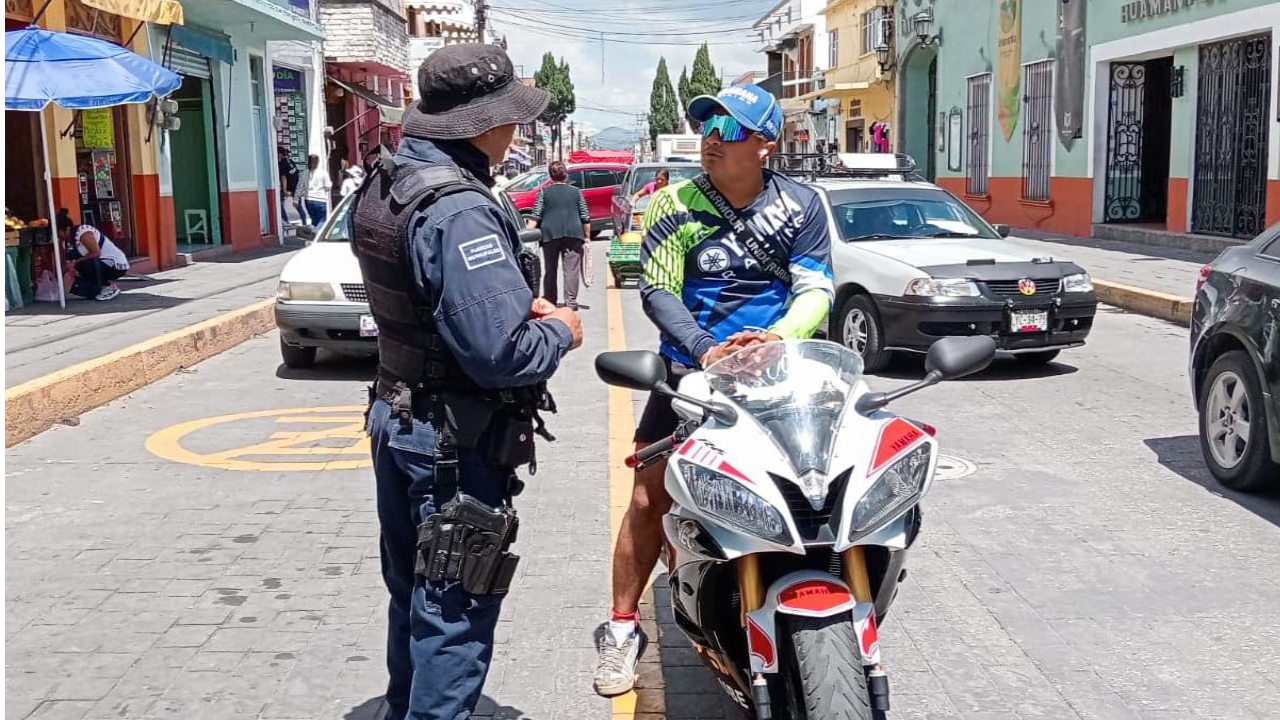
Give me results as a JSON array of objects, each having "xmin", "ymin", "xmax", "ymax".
[{"xmin": 475, "ymin": 0, "xmax": 487, "ymax": 42}]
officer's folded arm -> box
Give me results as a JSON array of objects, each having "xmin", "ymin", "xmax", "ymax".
[{"xmin": 423, "ymin": 204, "xmax": 578, "ymax": 389}]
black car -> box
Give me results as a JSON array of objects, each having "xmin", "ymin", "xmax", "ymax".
[{"xmin": 1190, "ymin": 221, "xmax": 1280, "ymax": 491}]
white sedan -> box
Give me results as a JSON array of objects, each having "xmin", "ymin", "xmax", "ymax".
[{"xmin": 275, "ymin": 189, "xmax": 540, "ymax": 368}]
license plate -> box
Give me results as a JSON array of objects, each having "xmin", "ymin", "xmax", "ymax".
[
  {"xmin": 1010, "ymin": 310, "xmax": 1048, "ymax": 333},
  {"xmin": 359, "ymin": 314, "xmax": 379, "ymax": 337}
]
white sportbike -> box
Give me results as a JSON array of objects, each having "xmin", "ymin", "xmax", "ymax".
[{"xmin": 596, "ymin": 335, "xmax": 996, "ymax": 719}]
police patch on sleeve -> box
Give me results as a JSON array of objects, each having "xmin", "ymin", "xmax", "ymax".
[{"xmin": 458, "ymin": 234, "xmax": 507, "ymax": 270}]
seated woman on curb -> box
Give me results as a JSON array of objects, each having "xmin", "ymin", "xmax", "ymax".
[{"xmin": 57, "ymin": 208, "xmax": 129, "ymax": 301}]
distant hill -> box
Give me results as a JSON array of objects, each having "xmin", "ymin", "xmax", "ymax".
[{"xmin": 588, "ymin": 126, "xmax": 639, "ymax": 151}]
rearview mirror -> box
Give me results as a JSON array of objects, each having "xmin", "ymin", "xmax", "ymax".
[
  {"xmin": 518, "ymin": 228, "xmax": 541, "ymax": 245},
  {"xmin": 993, "ymin": 223, "xmax": 1011, "ymax": 238},
  {"xmin": 596, "ymin": 350, "xmax": 667, "ymax": 391},
  {"xmin": 925, "ymin": 336, "xmax": 997, "ymax": 380}
]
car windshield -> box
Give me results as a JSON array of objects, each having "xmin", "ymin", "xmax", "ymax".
[
  {"xmin": 318, "ymin": 194, "xmax": 355, "ymax": 242},
  {"xmin": 704, "ymin": 340, "xmax": 864, "ymax": 478},
  {"xmin": 627, "ymin": 166, "xmax": 703, "ymax": 194},
  {"xmin": 505, "ymin": 171, "xmax": 548, "ymax": 192},
  {"xmin": 827, "ymin": 187, "xmax": 998, "ymax": 241}
]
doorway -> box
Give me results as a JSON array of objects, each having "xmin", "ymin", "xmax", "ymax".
[
  {"xmin": 1104, "ymin": 58, "xmax": 1173, "ymax": 224},
  {"xmin": 170, "ymin": 75, "xmax": 222, "ymax": 251},
  {"xmin": 1191, "ymin": 33, "xmax": 1272, "ymax": 238},
  {"xmin": 249, "ymin": 55, "xmax": 272, "ymax": 234},
  {"xmin": 899, "ymin": 43, "xmax": 938, "ymax": 177}
]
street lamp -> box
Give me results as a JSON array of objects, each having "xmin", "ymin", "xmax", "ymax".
[
  {"xmin": 912, "ymin": 8, "xmax": 941, "ymax": 47},
  {"xmin": 875, "ymin": 40, "xmax": 894, "ymax": 74}
]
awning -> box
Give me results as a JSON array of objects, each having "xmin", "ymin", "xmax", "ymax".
[
  {"xmin": 792, "ymin": 82, "xmax": 871, "ymax": 103},
  {"xmin": 379, "ymin": 105, "xmax": 403, "ymax": 125},
  {"xmin": 80, "ymin": 0, "xmax": 184, "ymax": 24},
  {"xmin": 169, "ymin": 24, "xmax": 233, "ymax": 66},
  {"xmin": 509, "ymin": 147, "xmax": 531, "ymax": 163},
  {"xmin": 180, "ymin": 0, "xmax": 323, "ymax": 42},
  {"xmin": 328, "ymin": 76, "xmax": 404, "ymax": 126}
]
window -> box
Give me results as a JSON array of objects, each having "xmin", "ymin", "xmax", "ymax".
[
  {"xmin": 861, "ymin": 6, "xmax": 890, "ymax": 55},
  {"xmin": 584, "ymin": 168, "xmax": 621, "ymax": 189},
  {"xmin": 826, "ymin": 187, "xmax": 999, "ymax": 241},
  {"xmin": 828, "ymin": 29, "xmax": 839, "ymax": 68},
  {"xmin": 966, "ymin": 73, "xmax": 991, "ymax": 195},
  {"xmin": 567, "ymin": 169, "xmax": 586, "ymax": 188},
  {"xmin": 1022, "ymin": 60, "xmax": 1054, "ymax": 200}
]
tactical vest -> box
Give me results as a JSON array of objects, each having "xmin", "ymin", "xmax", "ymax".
[{"xmin": 350, "ymin": 159, "xmax": 504, "ymax": 394}]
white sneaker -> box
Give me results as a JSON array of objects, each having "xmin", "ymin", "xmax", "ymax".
[
  {"xmin": 593, "ymin": 623, "xmax": 647, "ymax": 697},
  {"xmin": 95, "ymin": 285, "xmax": 120, "ymax": 301}
]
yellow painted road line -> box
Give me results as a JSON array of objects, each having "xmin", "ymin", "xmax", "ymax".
[{"xmin": 606, "ymin": 283, "xmax": 641, "ymax": 719}]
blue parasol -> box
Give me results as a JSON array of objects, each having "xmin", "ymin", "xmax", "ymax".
[{"xmin": 5, "ymin": 26, "xmax": 181, "ymax": 306}]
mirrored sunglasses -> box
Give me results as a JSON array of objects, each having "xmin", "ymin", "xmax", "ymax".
[{"xmin": 701, "ymin": 113, "xmax": 752, "ymax": 142}]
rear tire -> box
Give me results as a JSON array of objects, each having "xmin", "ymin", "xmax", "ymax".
[
  {"xmin": 280, "ymin": 339, "xmax": 317, "ymax": 369},
  {"xmin": 834, "ymin": 294, "xmax": 890, "ymax": 373},
  {"xmin": 778, "ymin": 614, "xmax": 872, "ymax": 720},
  {"xmin": 1015, "ymin": 349, "xmax": 1061, "ymax": 365},
  {"xmin": 1198, "ymin": 351, "xmax": 1280, "ymax": 492}
]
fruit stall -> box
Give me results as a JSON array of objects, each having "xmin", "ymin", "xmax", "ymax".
[{"xmin": 5, "ymin": 210, "xmax": 52, "ymax": 310}]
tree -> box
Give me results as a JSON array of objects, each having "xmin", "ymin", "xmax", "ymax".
[
  {"xmin": 534, "ymin": 53, "xmax": 576, "ymax": 160},
  {"xmin": 677, "ymin": 67, "xmax": 693, "ymax": 132},
  {"xmin": 648, "ymin": 57, "xmax": 679, "ymax": 149},
  {"xmin": 687, "ymin": 43, "xmax": 721, "ymax": 132}
]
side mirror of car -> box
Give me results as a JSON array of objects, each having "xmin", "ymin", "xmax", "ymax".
[
  {"xmin": 925, "ymin": 336, "xmax": 997, "ymax": 380},
  {"xmin": 596, "ymin": 350, "xmax": 667, "ymax": 391},
  {"xmin": 613, "ymin": 186, "xmax": 622, "ymax": 197},
  {"xmin": 993, "ymin": 223, "xmax": 1011, "ymax": 238}
]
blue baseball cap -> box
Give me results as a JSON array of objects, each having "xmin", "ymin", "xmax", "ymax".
[{"xmin": 688, "ymin": 84, "xmax": 783, "ymax": 142}]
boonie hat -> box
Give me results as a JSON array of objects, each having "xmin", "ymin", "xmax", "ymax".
[
  {"xmin": 403, "ymin": 43, "xmax": 550, "ymax": 140},
  {"xmin": 688, "ymin": 84, "xmax": 783, "ymax": 142}
]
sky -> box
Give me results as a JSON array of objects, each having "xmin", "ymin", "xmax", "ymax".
[{"xmin": 488, "ymin": 0, "xmax": 779, "ymax": 134}]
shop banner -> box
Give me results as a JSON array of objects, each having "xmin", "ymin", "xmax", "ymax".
[
  {"xmin": 289, "ymin": 0, "xmax": 310, "ymax": 15},
  {"xmin": 79, "ymin": 0, "xmax": 184, "ymax": 25},
  {"xmin": 997, "ymin": 0, "xmax": 1022, "ymax": 141},
  {"xmin": 1055, "ymin": 0, "xmax": 1086, "ymax": 149},
  {"xmin": 81, "ymin": 108, "xmax": 115, "ymax": 149},
  {"xmin": 274, "ymin": 67, "xmax": 302, "ymax": 93}
]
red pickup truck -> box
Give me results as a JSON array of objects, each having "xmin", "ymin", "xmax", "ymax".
[{"xmin": 505, "ymin": 162, "xmax": 628, "ymax": 237}]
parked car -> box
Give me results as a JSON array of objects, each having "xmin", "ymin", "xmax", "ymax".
[
  {"xmin": 610, "ymin": 162, "xmax": 705, "ymax": 236},
  {"xmin": 791, "ymin": 154, "xmax": 1097, "ymax": 371},
  {"xmin": 504, "ymin": 162, "xmax": 627, "ymax": 236},
  {"xmin": 1190, "ymin": 221, "xmax": 1280, "ymax": 491},
  {"xmin": 275, "ymin": 189, "xmax": 542, "ymax": 368}
]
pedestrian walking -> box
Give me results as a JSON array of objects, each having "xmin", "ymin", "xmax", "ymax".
[
  {"xmin": 56, "ymin": 208, "xmax": 129, "ymax": 301},
  {"xmin": 303, "ymin": 154, "xmax": 331, "ymax": 227},
  {"xmin": 339, "ymin": 164, "xmax": 365, "ymax": 198},
  {"xmin": 350, "ymin": 42, "xmax": 583, "ymax": 720},
  {"xmin": 277, "ymin": 146, "xmax": 300, "ymax": 224},
  {"xmin": 526, "ymin": 161, "xmax": 590, "ymax": 309}
]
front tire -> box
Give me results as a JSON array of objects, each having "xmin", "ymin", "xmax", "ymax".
[
  {"xmin": 280, "ymin": 339, "xmax": 317, "ymax": 369},
  {"xmin": 778, "ymin": 614, "xmax": 872, "ymax": 720},
  {"xmin": 1198, "ymin": 351, "xmax": 1280, "ymax": 492},
  {"xmin": 834, "ymin": 295, "xmax": 890, "ymax": 373}
]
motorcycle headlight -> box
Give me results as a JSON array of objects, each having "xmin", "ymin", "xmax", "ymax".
[
  {"xmin": 277, "ymin": 281, "xmax": 335, "ymax": 301},
  {"xmin": 905, "ymin": 278, "xmax": 980, "ymax": 297},
  {"xmin": 1063, "ymin": 273, "xmax": 1094, "ymax": 293},
  {"xmin": 849, "ymin": 444, "xmax": 931, "ymax": 538},
  {"xmin": 680, "ymin": 463, "xmax": 791, "ymax": 545}
]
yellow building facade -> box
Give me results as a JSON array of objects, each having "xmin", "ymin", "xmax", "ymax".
[{"xmin": 812, "ymin": 0, "xmax": 897, "ymax": 153}]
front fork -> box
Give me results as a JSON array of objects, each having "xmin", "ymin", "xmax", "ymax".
[{"xmin": 737, "ymin": 548, "xmax": 891, "ymax": 717}]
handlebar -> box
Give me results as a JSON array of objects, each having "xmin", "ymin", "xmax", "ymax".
[{"xmin": 626, "ymin": 436, "xmax": 676, "ymax": 469}]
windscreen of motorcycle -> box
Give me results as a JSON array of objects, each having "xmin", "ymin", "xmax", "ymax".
[{"xmin": 704, "ymin": 340, "xmax": 864, "ymax": 477}]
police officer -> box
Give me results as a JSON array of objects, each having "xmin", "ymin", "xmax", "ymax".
[{"xmin": 352, "ymin": 43, "xmax": 583, "ymax": 720}]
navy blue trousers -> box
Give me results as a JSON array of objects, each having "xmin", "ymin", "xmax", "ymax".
[{"xmin": 368, "ymin": 398, "xmax": 513, "ymax": 720}]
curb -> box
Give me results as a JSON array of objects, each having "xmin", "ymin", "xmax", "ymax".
[
  {"xmin": 5, "ymin": 298, "xmax": 277, "ymax": 448},
  {"xmin": 1093, "ymin": 279, "xmax": 1193, "ymax": 326}
]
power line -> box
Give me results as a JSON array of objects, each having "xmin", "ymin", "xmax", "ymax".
[
  {"xmin": 505, "ymin": 0, "xmax": 776, "ymax": 14},
  {"xmin": 489, "ymin": 17, "xmax": 757, "ymax": 45},
  {"xmin": 488, "ymin": 4, "xmax": 771, "ymax": 24},
  {"xmin": 490, "ymin": 8, "xmax": 758, "ymax": 37}
]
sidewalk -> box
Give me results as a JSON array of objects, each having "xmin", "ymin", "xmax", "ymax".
[
  {"xmin": 5, "ymin": 246, "xmax": 298, "ymax": 388},
  {"xmin": 1005, "ymin": 230, "xmax": 1213, "ymax": 323}
]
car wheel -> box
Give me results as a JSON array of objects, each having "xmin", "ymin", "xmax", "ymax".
[
  {"xmin": 1198, "ymin": 350, "xmax": 1280, "ymax": 492},
  {"xmin": 835, "ymin": 294, "xmax": 889, "ymax": 372},
  {"xmin": 280, "ymin": 339, "xmax": 317, "ymax": 369},
  {"xmin": 1015, "ymin": 349, "xmax": 1061, "ymax": 365}
]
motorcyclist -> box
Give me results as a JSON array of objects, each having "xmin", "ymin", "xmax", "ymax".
[{"xmin": 594, "ymin": 84, "xmax": 835, "ymax": 696}]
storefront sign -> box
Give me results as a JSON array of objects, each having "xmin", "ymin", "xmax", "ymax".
[
  {"xmin": 289, "ymin": 0, "xmax": 309, "ymax": 15},
  {"xmin": 79, "ymin": 0, "xmax": 183, "ymax": 25},
  {"xmin": 1121, "ymin": 0, "xmax": 1217, "ymax": 23},
  {"xmin": 1055, "ymin": 0, "xmax": 1086, "ymax": 148},
  {"xmin": 274, "ymin": 67, "xmax": 302, "ymax": 93},
  {"xmin": 997, "ymin": 0, "xmax": 1022, "ymax": 141},
  {"xmin": 81, "ymin": 108, "xmax": 115, "ymax": 149}
]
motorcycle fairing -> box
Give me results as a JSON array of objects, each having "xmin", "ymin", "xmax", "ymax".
[{"xmin": 744, "ymin": 570, "xmax": 882, "ymax": 674}]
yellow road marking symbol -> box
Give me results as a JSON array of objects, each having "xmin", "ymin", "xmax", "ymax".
[{"xmin": 145, "ymin": 405, "xmax": 372, "ymax": 471}]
